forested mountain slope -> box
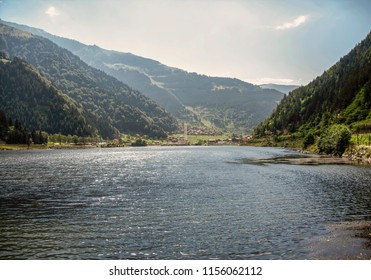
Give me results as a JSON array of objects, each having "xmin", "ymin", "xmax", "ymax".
[
  {"xmin": 0, "ymin": 23, "xmax": 178, "ymax": 139},
  {"xmin": 0, "ymin": 54, "xmax": 96, "ymax": 137},
  {"xmin": 254, "ymin": 31, "xmax": 371, "ymax": 140},
  {"xmin": 1, "ymin": 20, "xmax": 284, "ymax": 133}
]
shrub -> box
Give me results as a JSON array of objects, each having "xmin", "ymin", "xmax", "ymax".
[
  {"xmin": 303, "ymin": 131, "xmax": 315, "ymax": 149},
  {"xmin": 318, "ymin": 124, "xmax": 352, "ymax": 156}
]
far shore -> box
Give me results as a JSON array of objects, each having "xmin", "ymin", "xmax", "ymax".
[
  {"xmin": 0, "ymin": 143, "xmax": 97, "ymax": 150},
  {"xmin": 1, "ymin": 143, "xmax": 371, "ymax": 165}
]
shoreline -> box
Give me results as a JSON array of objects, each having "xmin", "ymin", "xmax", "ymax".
[
  {"xmin": 241, "ymin": 154, "xmax": 370, "ymax": 166},
  {"xmin": 0, "ymin": 144, "xmax": 97, "ymax": 150},
  {"xmin": 2, "ymin": 143, "xmax": 371, "ymax": 165},
  {"xmin": 344, "ymin": 145, "xmax": 371, "ymax": 164}
]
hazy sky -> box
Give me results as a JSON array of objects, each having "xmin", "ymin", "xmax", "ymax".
[{"xmin": 1, "ymin": 0, "xmax": 370, "ymax": 85}]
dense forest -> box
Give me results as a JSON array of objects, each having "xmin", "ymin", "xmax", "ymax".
[
  {"xmin": 0, "ymin": 23, "xmax": 178, "ymax": 139},
  {"xmin": 254, "ymin": 31, "xmax": 371, "ymax": 154},
  {"xmin": 0, "ymin": 108, "xmax": 47, "ymax": 144},
  {"xmin": 0, "ymin": 53, "xmax": 98, "ymax": 137}
]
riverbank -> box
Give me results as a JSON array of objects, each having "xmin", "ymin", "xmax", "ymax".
[
  {"xmin": 246, "ymin": 136, "xmax": 371, "ymax": 165},
  {"xmin": 344, "ymin": 145, "xmax": 371, "ymax": 164},
  {"xmin": 0, "ymin": 143, "xmax": 97, "ymax": 150},
  {"xmin": 0, "ymin": 144, "xmax": 47, "ymax": 150},
  {"xmin": 240, "ymin": 153, "xmax": 371, "ymax": 166},
  {"xmin": 241, "ymin": 154, "xmax": 353, "ymax": 165}
]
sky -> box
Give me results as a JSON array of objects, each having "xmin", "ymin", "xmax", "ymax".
[{"xmin": 0, "ymin": 0, "xmax": 370, "ymax": 85}]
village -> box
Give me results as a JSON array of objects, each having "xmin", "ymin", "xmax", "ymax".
[
  {"xmin": 161, "ymin": 125, "xmax": 252, "ymax": 146},
  {"xmin": 105, "ymin": 125, "xmax": 253, "ymax": 147}
]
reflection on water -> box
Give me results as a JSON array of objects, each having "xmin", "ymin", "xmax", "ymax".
[{"xmin": 0, "ymin": 146, "xmax": 370, "ymax": 259}]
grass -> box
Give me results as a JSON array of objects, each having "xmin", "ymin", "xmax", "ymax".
[
  {"xmin": 187, "ymin": 134, "xmax": 229, "ymax": 144},
  {"xmin": 0, "ymin": 144, "xmax": 48, "ymax": 150},
  {"xmin": 169, "ymin": 133, "xmax": 230, "ymax": 145},
  {"xmin": 0, "ymin": 143, "xmax": 98, "ymax": 150},
  {"xmin": 246, "ymin": 136, "xmax": 304, "ymax": 149},
  {"xmin": 351, "ymin": 133, "xmax": 371, "ymax": 146}
]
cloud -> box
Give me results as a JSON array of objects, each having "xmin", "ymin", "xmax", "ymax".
[
  {"xmin": 275, "ymin": 15, "xmax": 308, "ymax": 30},
  {"xmin": 45, "ymin": 6, "xmax": 60, "ymax": 17},
  {"xmin": 254, "ymin": 78, "xmax": 296, "ymax": 85}
]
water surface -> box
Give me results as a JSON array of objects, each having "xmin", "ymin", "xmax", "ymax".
[{"xmin": 0, "ymin": 146, "xmax": 370, "ymax": 259}]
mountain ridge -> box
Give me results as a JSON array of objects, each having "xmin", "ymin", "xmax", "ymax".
[
  {"xmin": 71, "ymin": 42, "xmax": 284, "ymax": 133},
  {"xmin": 0, "ymin": 54, "xmax": 97, "ymax": 137},
  {"xmin": 0, "ymin": 23, "xmax": 178, "ymax": 139},
  {"xmin": 259, "ymin": 84, "xmax": 300, "ymax": 94},
  {"xmin": 1, "ymin": 20, "xmax": 284, "ymax": 133},
  {"xmin": 254, "ymin": 31, "xmax": 371, "ymax": 151}
]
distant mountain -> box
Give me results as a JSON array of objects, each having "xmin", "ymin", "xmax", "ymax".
[
  {"xmin": 76, "ymin": 51, "xmax": 284, "ymax": 132},
  {"xmin": 259, "ymin": 84, "xmax": 300, "ymax": 94},
  {"xmin": 0, "ymin": 55, "xmax": 96, "ymax": 137},
  {"xmin": 1, "ymin": 20, "xmax": 285, "ymax": 133},
  {"xmin": 0, "ymin": 23, "xmax": 178, "ymax": 139},
  {"xmin": 254, "ymin": 31, "xmax": 371, "ymax": 141}
]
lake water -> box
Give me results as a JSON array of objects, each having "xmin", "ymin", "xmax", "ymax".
[{"xmin": 0, "ymin": 146, "xmax": 370, "ymax": 259}]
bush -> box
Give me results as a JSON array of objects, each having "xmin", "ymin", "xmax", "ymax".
[
  {"xmin": 303, "ymin": 131, "xmax": 315, "ymax": 149},
  {"xmin": 318, "ymin": 124, "xmax": 352, "ymax": 156}
]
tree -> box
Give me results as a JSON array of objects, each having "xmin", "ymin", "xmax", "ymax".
[
  {"xmin": 318, "ymin": 124, "xmax": 352, "ymax": 156},
  {"xmin": 303, "ymin": 130, "xmax": 315, "ymax": 149}
]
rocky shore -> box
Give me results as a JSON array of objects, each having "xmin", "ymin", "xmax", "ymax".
[
  {"xmin": 345, "ymin": 145, "xmax": 371, "ymax": 164},
  {"xmin": 241, "ymin": 154, "xmax": 356, "ymax": 166},
  {"xmin": 240, "ymin": 145, "xmax": 371, "ymax": 166}
]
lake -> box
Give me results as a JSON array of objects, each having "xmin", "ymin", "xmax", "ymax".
[{"xmin": 0, "ymin": 146, "xmax": 370, "ymax": 259}]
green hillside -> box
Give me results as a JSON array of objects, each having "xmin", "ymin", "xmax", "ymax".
[
  {"xmin": 254, "ymin": 31, "xmax": 371, "ymax": 154},
  {"xmin": 0, "ymin": 54, "xmax": 98, "ymax": 137},
  {"xmin": 0, "ymin": 23, "xmax": 178, "ymax": 139}
]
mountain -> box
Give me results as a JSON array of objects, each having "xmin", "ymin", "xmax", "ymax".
[
  {"xmin": 0, "ymin": 23, "xmax": 178, "ymax": 139},
  {"xmin": 0, "ymin": 107, "xmax": 48, "ymax": 145},
  {"xmin": 254, "ymin": 31, "xmax": 371, "ymax": 146},
  {"xmin": 69, "ymin": 50, "xmax": 284, "ymax": 132},
  {"xmin": 0, "ymin": 54, "xmax": 98, "ymax": 139},
  {"xmin": 259, "ymin": 84, "xmax": 300, "ymax": 94},
  {"xmin": 1, "ymin": 20, "xmax": 285, "ymax": 133}
]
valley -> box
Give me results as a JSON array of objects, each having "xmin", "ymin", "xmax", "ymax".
[
  {"xmin": 1, "ymin": 20, "xmax": 285, "ymax": 134},
  {"xmin": 1, "ymin": 20, "xmax": 370, "ymax": 160}
]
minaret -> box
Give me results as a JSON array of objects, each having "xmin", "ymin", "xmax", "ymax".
[{"xmin": 184, "ymin": 123, "xmax": 188, "ymax": 143}]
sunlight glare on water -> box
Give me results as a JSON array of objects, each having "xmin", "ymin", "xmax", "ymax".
[{"xmin": 0, "ymin": 146, "xmax": 370, "ymax": 259}]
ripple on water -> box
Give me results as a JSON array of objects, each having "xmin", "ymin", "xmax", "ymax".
[{"xmin": 0, "ymin": 147, "xmax": 370, "ymax": 259}]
